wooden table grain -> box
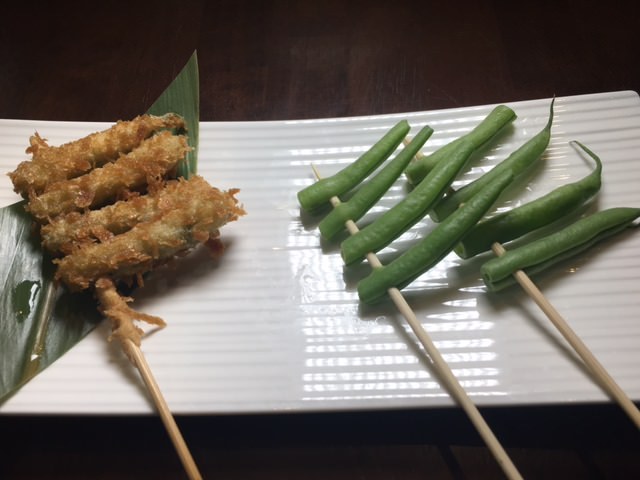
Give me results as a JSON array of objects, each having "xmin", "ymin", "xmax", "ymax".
[{"xmin": 1, "ymin": 1, "xmax": 639, "ymax": 478}]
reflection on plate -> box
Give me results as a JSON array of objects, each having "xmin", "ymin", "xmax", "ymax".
[{"xmin": 1, "ymin": 91, "xmax": 639, "ymax": 414}]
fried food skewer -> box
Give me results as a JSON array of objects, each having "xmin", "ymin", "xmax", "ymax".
[
  {"xmin": 54, "ymin": 178, "xmax": 244, "ymax": 290},
  {"xmin": 26, "ymin": 131, "xmax": 190, "ymax": 221},
  {"xmin": 40, "ymin": 176, "xmax": 225, "ymax": 255},
  {"xmin": 85, "ymin": 178, "xmax": 243, "ymax": 479},
  {"xmin": 9, "ymin": 113, "xmax": 186, "ymax": 196},
  {"xmin": 10, "ymin": 113, "xmax": 241, "ymax": 480}
]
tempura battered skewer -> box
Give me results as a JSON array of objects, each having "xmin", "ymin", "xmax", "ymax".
[
  {"xmin": 9, "ymin": 113, "xmax": 186, "ymax": 196},
  {"xmin": 27, "ymin": 131, "xmax": 190, "ymax": 221},
  {"xmin": 311, "ymin": 165, "xmax": 523, "ymax": 480},
  {"xmin": 491, "ymin": 242, "xmax": 640, "ymax": 429},
  {"xmin": 9, "ymin": 116, "xmax": 231, "ymax": 480},
  {"xmin": 54, "ymin": 180, "xmax": 244, "ymax": 290},
  {"xmin": 70, "ymin": 179, "xmax": 243, "ymax": 476},
  {"xmin": 41, "ymin": 176, "xmax": 232, "ymax": 255}
]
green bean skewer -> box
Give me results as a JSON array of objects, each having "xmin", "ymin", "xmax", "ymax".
[
  {"xmin": 405, "ymin": 104, "xmax": 516, "ymax": 184},
  {"xmin": 341, "ymin": 138, "xmax": 477, "ymax": 265},
  {"xmin": 311, "ymin": 165, "xmax": 524, "ymax": 480},
  {"xmin": 402, "ymin": 136, "xmax": 456, "ymax": 197},
  {"xmin": 432, "ymin": 98, "xmax": 555, "ymax": 223},
  {"xmin": 319, "ymin": 125, "xmax": 434, "ymax": 239},
  {"xmin": 455, "ymin": 140, "xmax": 603, "ymax": 259},
  {"xmin": 357, "ymin": 171, "xmax": 514, "ymax": 304},
  {"xmin": 481, "ymin": 207, "xmax": 640, "ymax": 291},
  {"xmin": 490, "ymin": 242, "xmax": 640, "ymax": 429},
  {"xmin": 298, "ymin": 120, "xmax": 411, "ymax": 211}
]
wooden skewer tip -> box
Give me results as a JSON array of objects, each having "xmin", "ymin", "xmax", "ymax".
[
  {"xmin": 125, "ymin": 340, "xmax": 203, "ymax": 480},
  {"xmin": 491, "ymin": 242, "xmax": 640, "ymax": 429}
]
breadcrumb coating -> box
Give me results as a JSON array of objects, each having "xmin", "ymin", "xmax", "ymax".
[
  {"xmin": 41, "ymin": 176, "xmax": 219, "ymax": 255},
  {"xmin": 26, "ymin": 131, "xmax": 189, "ymax": 221},
  {"xmin": 54, "ymin": 180, "xmax": 244, "ymax": 290},
  {"xmin": 95, "ymin": 277, "xmax": 166, "ymax": 355},
  {"xmin": 8, "ymin": 113, "xmax": 185, "ymax": 197}
]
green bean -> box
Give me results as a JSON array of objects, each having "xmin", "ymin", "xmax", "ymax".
[
  {"xmin": 455, "ymin": 141, "xmax": 603, "ymax": 259},
  {"xmin": 318, "ymin": 125, "xmax": 434, "ymax": 239},
  {"xmin": 432, "ymin": 99, "xmax": 555, "ymax": 222},
  {"xmin": 297, "ymin": 120, "xmax": 410, "ymax": 211},
  {"xmin": 481, "ymin": 207, "xmax": 640, "ymax": 292},
  {"xmin": 341, "ymin": 138, "xmax": 476, "ymax": 265},
  {"xmin": 404, "ymin": 105, "xmax": 517, "ymax": 185},
  {"xmin": 357, "ymin": 170, "xmax": 514, "ymax": 304}
]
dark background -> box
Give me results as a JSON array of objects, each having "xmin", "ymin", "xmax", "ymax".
[
  {"xmin": 1, "ymin": 1, "xmax": 639, "ymax": 478},
  {"xmin": 2, "ymin": 0, "xmax": 638, "ymax": 123}
]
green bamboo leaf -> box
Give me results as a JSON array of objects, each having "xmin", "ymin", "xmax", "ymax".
[
  {"xmin": 147, "ymin": 51, "xmax": 199, "ymax": 178},
  {"xmin": 0, "ymin": 202, "xmax": 102, "ymax": 399},
  {"xmin": 0, "ymin": 52, "xmax": 200, "ymax": 404}
]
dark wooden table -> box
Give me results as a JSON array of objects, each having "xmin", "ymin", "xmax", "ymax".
[{"xmin": 1, "ymin": 1, "xmax": 639, "ymax": 478}]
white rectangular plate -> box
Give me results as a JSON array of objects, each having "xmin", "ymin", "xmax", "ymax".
[{"xmin": 1, "ymin": 91, "xmax": 639, "ymax": 414}]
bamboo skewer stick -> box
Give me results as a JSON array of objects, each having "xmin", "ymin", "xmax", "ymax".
[
  {"xmin": 403, "ymin": 137, "xmax": 455, "ymax": 195},
  {"xmin": 491, "ymin": 242, "xmax": 640, "ymax": 429},
  {"xmin": 405, "ymin": 133, "xmax": 639, "ymax": 427},
  {"xmin": 95, "ymin": 278, "xmax": 203, "ymax": 479},
  {"xmin": 123, "ymin": 339, "xmax": 203, "ymax": 480},
  {"xmin": 311, "ymin": 165, "xmax": 523, "ymax": 480}
]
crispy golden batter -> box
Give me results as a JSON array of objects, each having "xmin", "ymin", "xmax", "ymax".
[
  {"xmin": 41, "ymin": 176, "xmax": 217, "ymax": 255},
  {"xmin": 26, "ymin": 131, "xmax": 189, "ymax": 221},
  {"xmin": 8, "ymin": 113, "xmax": 185, "ymax": 197},
  {"xmin": 55, "ymin": 181, "xmax": 244, "ymax": 290},
  {"xmin": 95, "ymin": 277, "xmax": 166, "ymax": 356}
]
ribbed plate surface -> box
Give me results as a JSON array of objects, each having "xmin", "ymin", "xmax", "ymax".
[{"xmin": 1, "ymin": 91, "xmax": 639, "ymax": 414}]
